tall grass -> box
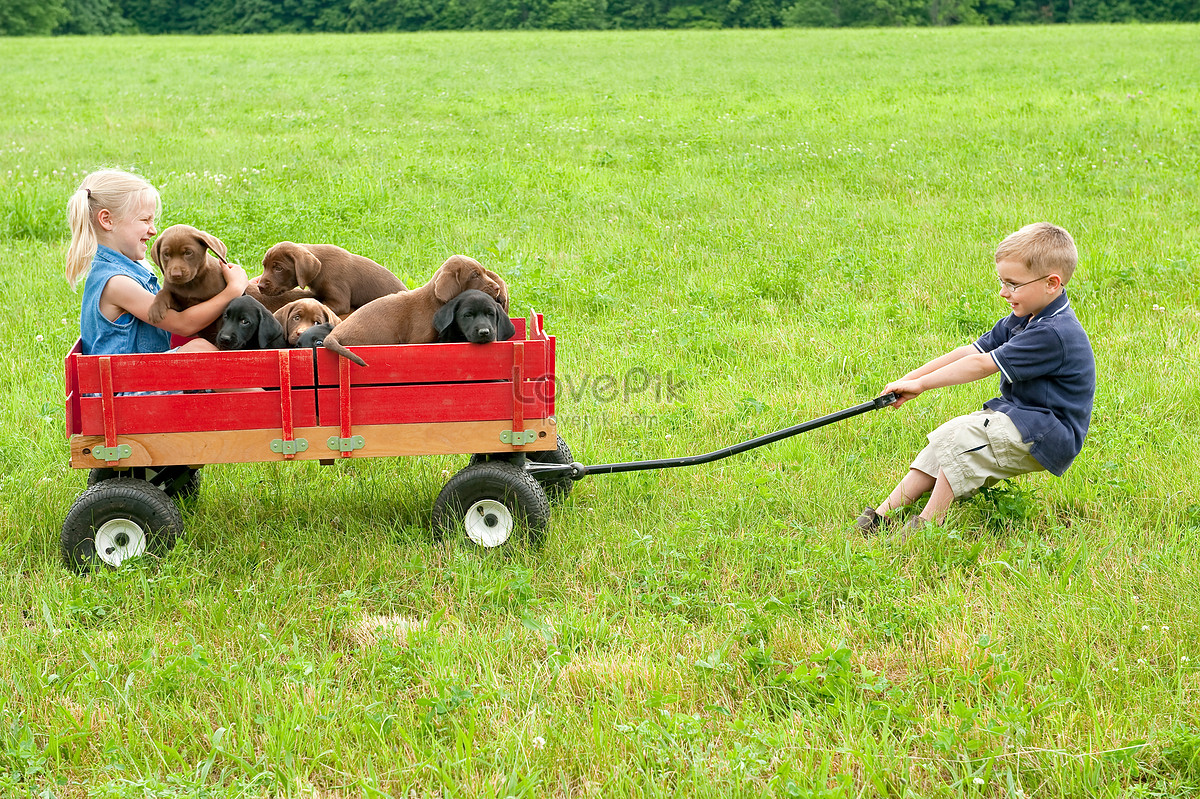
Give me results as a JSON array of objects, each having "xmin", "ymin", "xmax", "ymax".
[{"xmin": 1, "ymin": 25, "xmax": 1199, "ymax": 798}]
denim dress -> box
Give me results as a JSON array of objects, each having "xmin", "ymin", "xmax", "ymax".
[{"xmin": 80, "ymin": 245, "xmax": 171, "ymax": 356}]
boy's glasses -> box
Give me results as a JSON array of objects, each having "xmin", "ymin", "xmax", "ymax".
[{"xmin": 997, "ymin": 275, "xmax": 1050, "ymax": 293}]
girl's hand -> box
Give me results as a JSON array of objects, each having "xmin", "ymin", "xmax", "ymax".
[{"xmin": 222, "ymin": 263, "xmax": 250, "ymax": 296}]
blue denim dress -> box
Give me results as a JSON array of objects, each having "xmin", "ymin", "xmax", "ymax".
[{"xmin": 80, "ymin": 246, "xmax": 171, "ymax": 356}]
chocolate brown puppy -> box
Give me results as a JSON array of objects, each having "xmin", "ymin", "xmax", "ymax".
[
  {"xmin": 322, "ymin": 255, "xmax": 509, "ymax": 367},
  {"xmin": 257, "ymin": 241, "xmax": 406, "ymax": 318},
  {"xmin": 147, "ymin": 224, "xmax": 230, "ymax": 342},
  {"xmin": 243, "ymin": 282, "xmax": 319, "ymax": 314},
  {"xmin": 273, "ymin": 298, "xmax": 342, "ymax": 346}
]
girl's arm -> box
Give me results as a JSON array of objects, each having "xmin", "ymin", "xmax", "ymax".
[{"xmin": 100, "ymin": 263, "xmax": 250, "ymax": 337}]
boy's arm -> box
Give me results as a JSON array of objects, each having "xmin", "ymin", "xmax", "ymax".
[
  {"xmin": 884, "ymin": 346, "xmax": 998, "ymax": 408},
  {"xmin": 896, "ymin": 344, "xmax": 979, "ymax": 381},
  {"xmin": 104, "ymin": 264, "xmax": 249, "ymax": 337}
]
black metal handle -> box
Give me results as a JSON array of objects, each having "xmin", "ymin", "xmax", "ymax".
[{"xmin": 528, "ymin": 392, "xmax": 898, "ymax": 481}]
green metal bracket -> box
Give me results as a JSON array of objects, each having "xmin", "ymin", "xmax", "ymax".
[
  {"xmin": 327, "ymin": 435, "xmax": 365, "ymax": 453},
  {"xmin": 501, "ymin": 429, "xmax": 539, "ymax": 446},
  {"xmin": 91, "ymin": 444, "xmax": 132, "ymax": 462},
  {"xmin": 270, "ymin": 438, "xmax": 309, "ymax": 455}
]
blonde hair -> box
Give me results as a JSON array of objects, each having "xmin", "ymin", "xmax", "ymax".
[
  {"xmin": 65, "ymin": 169, "xmax": 161, "ymax": 290},
  {"xmin": 995, "ymin": 222, "xmax": 1078, "ymax": 283}
]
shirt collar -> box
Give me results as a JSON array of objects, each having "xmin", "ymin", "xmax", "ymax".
[
  {"xmin": 1028, "ymin": 291, "xmax": 1070, "ymax": 325},
  {"xmin": 96, "ymin": 245, "xmax": 154, "ymax": 276}
]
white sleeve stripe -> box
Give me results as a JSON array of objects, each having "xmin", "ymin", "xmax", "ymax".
[
  {"xmin": 972, "ymin": 342, "xmax": 985, "ymax": 353},
  {"xmin": 991, "ymin": 351, "xmax": 1013, "ymax": 382}
]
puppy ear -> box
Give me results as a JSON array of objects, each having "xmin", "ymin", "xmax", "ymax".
[
  {"xmin": 496, "ymin": 304, "xmax": 516, "ymax": 342},
  {"xmin": 149, "ymin": 235, "xmax": 164, "ymax": 270},
  {"xmin": 322, "ymin": 306, "xmax": 341, "ymax": 326},
  {"xmin": 294, "ymin": 246, "xmax": 322, "ymax": 288},
  {"xmin": 272, "ymin": 305, "xmax": 289, "ymax": 326},
  {"xmin": 195, "ymin": 229, "xmax": 228, "ymax": 264},
  {"xmin": 431, "ymin": 255, "xmax": 470, "ymax": 302},
  {"xmin": 483, "ymin": 267, "xmax": 510, "ymax": 312},
  {"xmin": 256, "ymin": 307, "xmax": 281, "ymax": 349},
  {"xmin": 432, "ymin": 296, "xmax": 461, "ymax": 334}
]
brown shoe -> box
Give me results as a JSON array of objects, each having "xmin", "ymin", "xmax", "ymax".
[
  {"xmin": 900, "ymin": 516, "xmax": 928, "ymax": 541},
  {"xmin": 855, "ymin": 506, "xmax": 890, "ymax": 534}
]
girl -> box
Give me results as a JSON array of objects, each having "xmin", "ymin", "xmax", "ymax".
[{"xmin": 66, "ymin": 168, "xmax": 248, "ymax": 355}]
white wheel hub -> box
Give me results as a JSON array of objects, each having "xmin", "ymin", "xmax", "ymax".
[
  {"xmin": 95, "ymin": 518, "xmax": 148, "ymax": 567},
  {"xmin": 464, "ymin": 499, "xmax": 514, "ymax": 548}
]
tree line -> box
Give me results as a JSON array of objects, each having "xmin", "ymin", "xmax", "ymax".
[{"xmin": 2, "ymin": 0, "xmax": 1196, "ymax": 35}]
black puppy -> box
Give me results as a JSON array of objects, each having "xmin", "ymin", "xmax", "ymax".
[
  {"xmin": 215, "ymin": 295, "xmax": 289, "ymax": 351},
  {"xmin": 295, "ymin": 322, "xmax": 334, "ymax": 349},
  {"xmin": 433, "ymin": 289, "xmax": 516, "ymax": 344}
]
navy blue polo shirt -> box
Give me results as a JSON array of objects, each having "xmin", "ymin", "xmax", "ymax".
[{"xmin": 972, "ymin": 291, "xmax": 1095, "ymax": 476}]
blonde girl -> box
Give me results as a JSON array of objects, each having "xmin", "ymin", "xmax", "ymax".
[{"xmin": 66, "ymin": 168, "xmax": 247, "ymax": 355}]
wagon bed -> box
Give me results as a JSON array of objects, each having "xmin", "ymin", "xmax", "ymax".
[{"xmin": 65, "ymin": 311, "xmax": 558, "ymax": 468}]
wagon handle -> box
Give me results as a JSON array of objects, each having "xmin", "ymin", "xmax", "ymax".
[{"xmin": 528, "ymin": 392, "xmax": 898, "ymax": 481}]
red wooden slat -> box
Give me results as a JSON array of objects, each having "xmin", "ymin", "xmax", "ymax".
[
  {"xmin": 99, "ymin": 357, "xmax": 117, "ymax": 450},
  {"xmin": 74, "ymin": 349, "xmax": 316, "ymax": 394},
  {"xmin": 315, "ymin": 383, "xmax": 549, "ymax": 427},
  {"xmin": 511, "ymin": 341, "xmax": 525, "ymax": 440},
  {"xmin": 339, "ymin": 356, "xmax": 352, "ymax": 458},
  {"xmin": 78, "ymin": 391, "xmax": 319, "ymax": 436},
  {"xmin": 312, "ymin": 332, "xmax": 550, "ymax": 386},
  {"xmin": 279, "ymin": 350, "xmax": 295, "ymax": 460}
]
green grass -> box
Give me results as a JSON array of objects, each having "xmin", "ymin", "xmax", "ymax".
[{"xmin": 2, "ymin": 24, "xmax": 1200, "ymax": 798}]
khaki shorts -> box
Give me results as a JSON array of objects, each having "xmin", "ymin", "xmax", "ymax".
[{"xmin": 911, "ymin": 409, "xmax": 1043, "ymax": 500}]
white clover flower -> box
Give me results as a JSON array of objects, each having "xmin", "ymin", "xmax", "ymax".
[
  {"xmin": 36, "ymin": 334, "xmax": 44, "ymax": 342},
  {"xmin": 532, "ymin": 735, "xmax": 546, "ymax": 750},
  {"xmin": 973, "ymin": 777, "xmax": 985, "ymax": 785}
]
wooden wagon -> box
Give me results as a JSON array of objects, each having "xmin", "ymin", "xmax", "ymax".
[{"xmin": 61, "ymin": 312, "xmax": 572, "ymax": 571}]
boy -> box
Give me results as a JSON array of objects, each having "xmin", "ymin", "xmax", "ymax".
[{"xmin": 856, "ymin": 222, "xmax": 1095, "ymax": 534}]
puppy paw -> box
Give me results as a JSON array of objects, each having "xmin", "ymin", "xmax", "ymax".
[{"xmin": 147, "ymin": 297, "xmax": 170, "ymax": 324}]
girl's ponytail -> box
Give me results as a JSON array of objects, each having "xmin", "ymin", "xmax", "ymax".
[{"xmin": 64, "ymin": 169, "xmax": 160, "ymax": 291}]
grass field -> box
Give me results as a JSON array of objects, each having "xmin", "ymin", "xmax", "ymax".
[{"xmin": 2, "ymin": 24, "xmax": 1200, "ymax": 798}]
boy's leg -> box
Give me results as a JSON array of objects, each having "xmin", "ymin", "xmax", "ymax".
[
  {"xmin": 915, "ymin": 469, "xmax": 955, "ymax": 524},
  {"xmin": 876, "ymin": 468, "xmax": 936, "ymax": 516}
]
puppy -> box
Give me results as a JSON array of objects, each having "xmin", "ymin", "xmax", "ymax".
[
  {"xmin": 243, "ymin": 281, "xmax": 319, "ymax": 314},
  {"xmin": 322, "ymin": 254, "xmax": 509, "ymax": 367},
  {"xmin": 257, "ymin": 241, "xmax": 406, "ymax": 318},
  {"xmin": 295, "ymin": 322, "xmax": 334, "ymax": 349},
  {"xmin": 148, "ymin": 224, "xmax": 230, "ymax": 342},
  {"xmin": 434, "ymin": 290, "xmax": 516, "ymax": 344},
  {"xmin": 273, "ymin": 298, "xmax": 342, "ymax": 346},
  {"xmin": 215, "ymin": 295, "xmax": 289, "ymax": 351}
]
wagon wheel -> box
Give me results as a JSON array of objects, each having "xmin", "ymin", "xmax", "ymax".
[
  {"xmin": 88, "ymin": 465, "xmax": 202, "ymax": 502},
  {"xmin": 432, "ymin": 461, "xmax": 551, "ymax": 549},
  {"xmin": 61, "ymin": 478, "xmax": 184, "ymax": 573},
  {"xmin": 469, "ymin": 434, "xmax": 575, "ymax": 503}
]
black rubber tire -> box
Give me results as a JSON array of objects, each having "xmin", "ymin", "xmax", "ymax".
[
  {"xmin": 432, "ymin": 461, "xmax": 552, "ymax": 549},
  {"xmin": 61, "ymin": 478, "xmax": 184, "ymax": 573},
  {"xmin": 87, "ymin": 465, "xmax": 202, "ymax": 502},
  {"xmin": 470, "ymin": 434, "xmax": 575, "ymax": 502}
]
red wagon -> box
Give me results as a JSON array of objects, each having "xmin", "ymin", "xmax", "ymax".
[{"xmin": 61, "ymin": 312, "xmax": 571, "ymax": 571}]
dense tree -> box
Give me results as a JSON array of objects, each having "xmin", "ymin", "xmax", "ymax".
[
  {"xmin": 0, "ymin": 0, "xmax": 1188, "ymax": 35},
  {"xmin": 1, "ymin": 0, "xmax": 67, "ymax": 34}
]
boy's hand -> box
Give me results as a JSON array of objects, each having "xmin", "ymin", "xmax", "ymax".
[{"xmin": 882, "ymin": 379, "xmax": 923, "ymax": 408}]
